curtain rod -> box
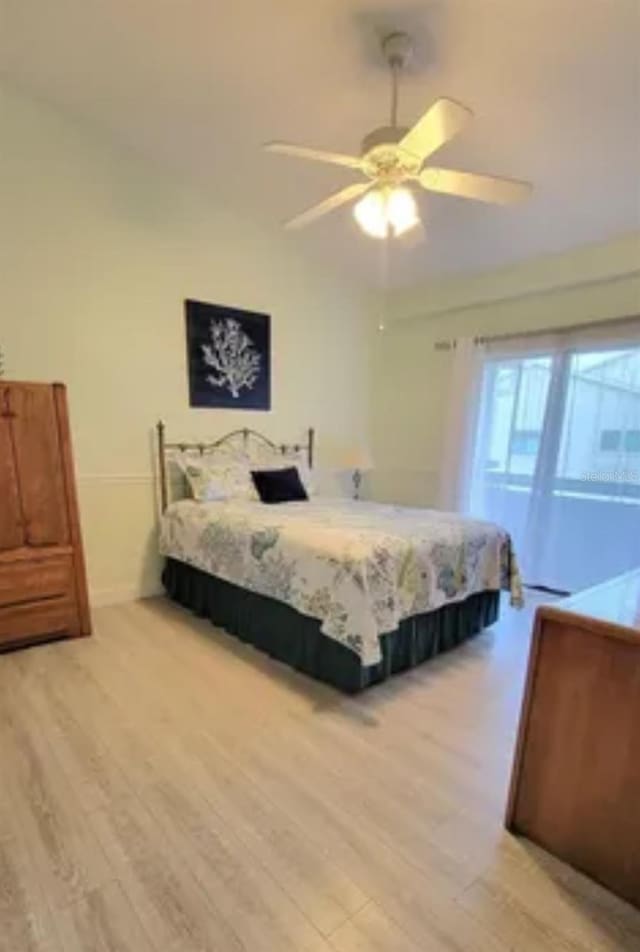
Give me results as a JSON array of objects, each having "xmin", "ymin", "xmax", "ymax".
[
  {"xmin": 434, "ymin": 312, "xmax": 640, "ymax": 351},
  {"xmin": 410, "ymin": 267, "xmax": 640, "ymax": 328}
]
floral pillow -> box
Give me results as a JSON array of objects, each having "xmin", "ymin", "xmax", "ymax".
[{"xmin": 177, "ymin": 456, "xmax": 257, "ymax": 502}]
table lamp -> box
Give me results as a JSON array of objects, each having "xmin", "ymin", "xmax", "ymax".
[{"xmin": 342, "ymin": 447, "xmax": 373, "ymax": 500}]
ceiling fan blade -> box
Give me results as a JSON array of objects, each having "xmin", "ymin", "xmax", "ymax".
[
  {"xmin": 399, "ymin": 98, "xmax": 472, "ymax": 163},
  {"xmin": 284, "ymin": 183, "xmax": 371, "ymax": 230},
  {"xmin": 264, "ymin": 142, "xmax": 364, "ymax": 170},
  {"xmin": 420, "ymin": 167, "xmax": 532, "ymax": 204}
]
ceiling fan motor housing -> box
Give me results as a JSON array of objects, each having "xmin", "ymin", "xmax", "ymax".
[
  {"xmin": 361, "ymin": 125, "xmax": 407, "ymax": 153},
  {"xmin": 360, "ymin": 126, "xmax": 421, "ymax": 180}
]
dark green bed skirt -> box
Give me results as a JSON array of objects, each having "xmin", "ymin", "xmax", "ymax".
[{"xmin": 162, "ymin": 558, "xmax": 500, "ymax": 693}]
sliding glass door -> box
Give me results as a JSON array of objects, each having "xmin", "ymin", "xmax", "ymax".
[{"xmin": 469, "ymin": 344, "xmax": 640, "ymax": 592}]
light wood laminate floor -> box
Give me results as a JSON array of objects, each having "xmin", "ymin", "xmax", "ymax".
[{"xmin": 1, "ymin": 593, "xmax": 639, "ymax": 951}]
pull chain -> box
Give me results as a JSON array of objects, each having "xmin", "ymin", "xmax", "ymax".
[{"xmin": 390, "ymin": 61, "xmax": 399, "ymax": 128}]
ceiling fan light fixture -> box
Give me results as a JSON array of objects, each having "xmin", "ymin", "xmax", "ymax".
[
  {"xmin": 387, "ymin": 186, "xmax": 419, "ymax": 236},
  {"xmin": 353, "ymin": 189, "xmax": 388, "ymax": 238},
  {"xmin": 353, "ymin": 186, "xmax": 419, "ymax": 239}
]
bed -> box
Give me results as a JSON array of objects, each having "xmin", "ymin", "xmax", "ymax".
[{"xmin": 157, "ymin": 423, "xmax": 522, "ymax": 692}]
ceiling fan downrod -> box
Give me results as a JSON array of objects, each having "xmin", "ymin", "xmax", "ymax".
[{"xmin": 381, "ymin": 32, "xmax": 413, "ymax": 128}]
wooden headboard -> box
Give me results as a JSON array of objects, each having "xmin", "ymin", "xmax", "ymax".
[{"xmin": 156, "ymin": 421, "xmax": 314, "ymax": 512}]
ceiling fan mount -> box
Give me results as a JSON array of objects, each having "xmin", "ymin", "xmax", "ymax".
[
  {"xmin": 381, "ymin": 30, "xmax": 414, "ymax": 71},
  {"xmin": 264, "ymin": 30, "xmax": 532, "ymax": 235}
]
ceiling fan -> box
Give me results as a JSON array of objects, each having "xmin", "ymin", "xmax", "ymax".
[{"xmin": 264, "ymin": 32, "xmax": 532, "ymax": 238}]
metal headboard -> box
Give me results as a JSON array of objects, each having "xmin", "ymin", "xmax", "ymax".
[{"xmin": 156, "ymin": 420, "xmax": 315, "ymax": 513}]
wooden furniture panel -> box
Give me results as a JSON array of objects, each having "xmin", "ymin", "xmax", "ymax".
[
  {"xmin": 53, "ymin": 383, "xmax": 91, "ymax": 637},
  {"xmin": 506, "ymin": 570, "xmax": 640, "ymax": 909},
  {"xmin": 0, "ymin": 554, "xmax": 73, "ymax": 609},
  {"xmin": 0, "ymin": 597, "xmax": 77, "ymax": 647},
  {"xmin": 0, "ymin": 390, "xmax": 24, "ymax": 551},
  {"xmin": 8, "ymin": 383, "xmax": 70, "ymax": 547},
  {"xmin": 0, "ymin": 381, "xmax": 90, "ymax": 649}
]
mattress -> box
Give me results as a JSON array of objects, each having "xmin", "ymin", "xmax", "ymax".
[{"xmin": 159, "ymin": 497, "xmax": 522, "ymax": 666}]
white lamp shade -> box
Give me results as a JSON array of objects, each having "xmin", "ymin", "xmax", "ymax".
[
  {"xmin": 353, "ymin": 186, "xmax": 419, "ymax": 239},
  {"xmin": 353, "ymin": 190, "xmax": 387, "ymax": 238},
  {"xmin": 386, "ymin": 187, "xmax": 419, "ymax": 236},
  {"xmin": 342, "ymin": 447, "xmax": 374, "ymax": 471}
]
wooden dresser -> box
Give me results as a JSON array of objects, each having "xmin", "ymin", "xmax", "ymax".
[
  {"xmin": 0, "ymin": 381, "xmax": 90, "ymax": 649},
  {"xmin": 506, "ymin": 570, "xmax": 640, "ymax": 908}
]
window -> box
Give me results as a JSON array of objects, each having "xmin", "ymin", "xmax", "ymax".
[
  {"xmin": 478, "ymin": 357, "xmax": 551, "ymax": 479},
  {"xmin": 625, "ymin": 430, "xmax": 640, "ymax": 453},
  {"xmin": 512, "ymin": 430, "xmax": 541, "ymax": 455},
  {"xmin": 599, "ymin": 429, "xmax": 640, "ymax": 452},
  {"xmin": 600, "ymin": 429, "xmax": 621, "ymax": 451},
  {"xmin": 469, "ymin": 345, "xmax": 640, "ymax": 592}
]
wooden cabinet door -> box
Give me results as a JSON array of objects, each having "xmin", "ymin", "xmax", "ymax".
[
  {"xmin": 0, "ymin": 388, "xmax": 24, "ymax": 550},
  {"xmin": 8, "ymin": 384, "xmax": 70, "ymax": 547}
]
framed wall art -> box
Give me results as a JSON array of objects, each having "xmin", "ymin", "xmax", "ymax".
[{"xmin": 185, "ymin": 299, "xmax": 271, "ymax": 410}]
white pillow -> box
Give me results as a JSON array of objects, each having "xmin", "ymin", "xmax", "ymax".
[
  {"xmin": 296, "ymin": 463, "xmax": 316, "ymax": 498},
  {"xmin": 177, "ymin": 456, "xmax": 257, "ymax": 502}
]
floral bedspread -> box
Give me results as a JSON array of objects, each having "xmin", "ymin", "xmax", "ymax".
[{"xmin": 160, "ymin": 498, "xmax": 523, "ymax": 666}]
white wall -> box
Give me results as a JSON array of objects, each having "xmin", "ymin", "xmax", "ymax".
[
  {"xmin": 370, "ymin": 235, "xmax": 640, "ymax": 506},
  {"xmin": 0, "ymin": 84, "xmax": 372, "ymax": 604},
  {"xmin": 3, "ymin": 82, "xmax": 638, "ymax": 605}
]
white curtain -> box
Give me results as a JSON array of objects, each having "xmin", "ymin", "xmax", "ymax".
[
  {"xmin": 466, "ymin": 321, "xmax": 640, "ymax": 592},
  {"xmin": 438, "ymin": 337, "xmax": 485, "ymax": 512}
]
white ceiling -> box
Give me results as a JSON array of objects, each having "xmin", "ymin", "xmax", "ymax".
[{"xmin": 2, "ymin": 0, "xmax": 640, "ymax": 288}]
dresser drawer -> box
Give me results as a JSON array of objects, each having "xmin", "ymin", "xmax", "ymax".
[
  {"xmin": 0, "ymin": 597, "xmax": 77, "ymax": 647},
  {"xmin": 0, "ymin": 554, "xmax": 74, "ymax": 609}
]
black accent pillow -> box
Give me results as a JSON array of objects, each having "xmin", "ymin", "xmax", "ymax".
[{"xmin": 251, "ymin": 466, "xmax": 309, "ymax": 504}]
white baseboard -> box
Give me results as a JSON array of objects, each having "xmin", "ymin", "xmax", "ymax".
[{"xmin": 90, "ymin": 582, "xmax": 163, "ymax": 608}]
